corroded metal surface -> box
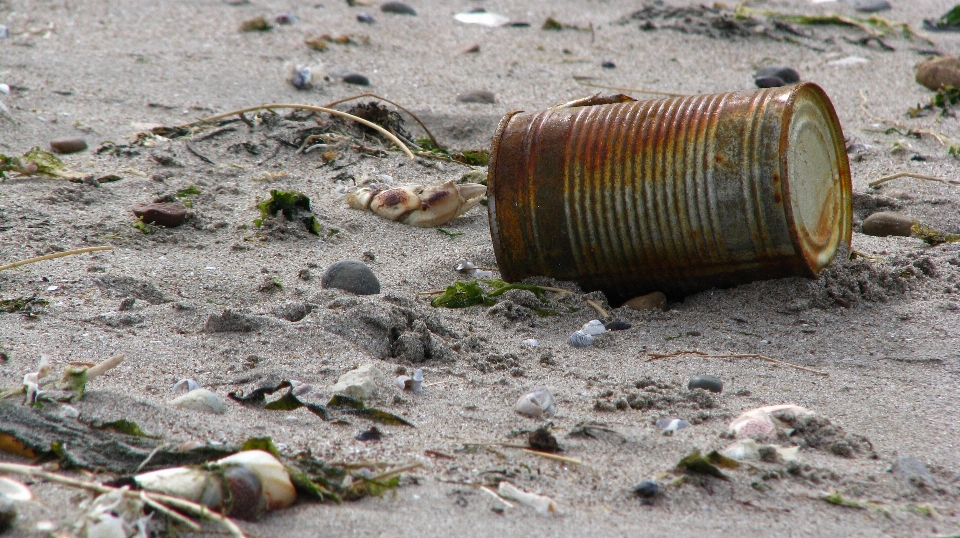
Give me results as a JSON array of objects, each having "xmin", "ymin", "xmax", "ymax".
[{"xmin": 487, "ymin": 83, "xmax": 852, "ymax": 301}]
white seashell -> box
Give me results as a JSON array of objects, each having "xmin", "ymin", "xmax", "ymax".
[
  {"xmin": 217, "ymin": 450, "xmax": 296, "ymax": 510},
  {"xmin": 0, "ymin": 84, "xmax": 8, "ymax": 96},
  {"xmin": 567, "ymin": 330, "xmax": 594, "ymax": 348},
  {"xmin": 522, "ymin": 338, "xmax": 539, "ymax": 347},
  {"xmin": 171, "ymin": 378, "xmax": 200, "ymax": 396},
  {"xmin": 170, "ymin": 388, "xmax": 227, "ymax": 414},
  {"xmin": 515, "ymin": 388, "xmax": 555, "ymax": 418},
  {"xmin": 135, "ymin": 466, "xmax": 225, "ymax": 507},
  {"xmin": 728, "ymin": 404, "xmax": 814, "ymax": 440},
  {"xmin": 720, "ymin": 439, "xmax": 760, "ymax": 461},
  {"xmin": 0, "ymin": 476, "xmax": 33, "ymax": 501},
  {"xmin": 655, "ymin": 418, "xmax": 688, "ymax": 436},
  {"xmin": 580, "ymin": 320, "xmax": 606, "ymax": 336},
  {"xmin": 454, "ymin": 260, "xmax": 477, "ymax": 272},
  {"xmin": 497, "ymin": 481, "xmax": 557, "ymax": 514},
  {"xmin": 454, "ymin": 12, "xmax": 511, "ymax": 27},
  {"xmin": 395, "ymin": 369, "xmax": 424, "ymax": 392}
]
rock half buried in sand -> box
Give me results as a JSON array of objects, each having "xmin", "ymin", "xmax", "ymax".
[
  {"xmin": 632, "ymin": 479, "xmax": 658, "ymax": 499},
  {"xmin": 380, "ymin": 1, "xmax": 416, "ymax": 15},
  {"xmin": 170, "ymin": 388, "xmax": 227, "ymax": 414},
  {"xmin": 862, "ymin": 211, "xmax": 915, "ymax": 237},
  {"xmin": 331, "ymin": 363, "xmax": 385, "ymax": 400},
  {"xmin": 204, "ymin": 310, "xmax": 265, "ymax": 333},
  {"xmin": 456, "ymin": 90, "xmax": 496, "ymax": 104},
  {"xmin": 321, "ymin": 260, "xmax": 381, "ymax": 295},
  {"xmin": 915, "ymin": 56, "xmax": 960, "ymax": 91},
  {"xmin": 132, "ymin": 202, "xmax": 187, "ymax": 227},
  {"xmin": 515, "ymin": 387, "xmax": 555, "ymax": 418},
  {"xmin": 49, "ymin": 137, "xmax": 88, "ymax": 154},
  {"xmin": 755, "ymin": 66, "xmax": 800, "ymax": 84},
  {"xmin": 890, "ymin": 456, "xmax": 936, "ymax": 489},
  {"xmin": 342, "ymin": 72, "xmax": 371, "ymax": 86},
  {"xmin": 625, "ymin": 291, "xmax": 666, "ymax": 311},
  {"xmin": 688, "ymin": 374, "xmax": 723, "ymax": 393}
]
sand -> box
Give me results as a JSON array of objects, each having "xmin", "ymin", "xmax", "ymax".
[{"xmin": 1, "ymin": 0, "xmax": 959, "ymax": 536}]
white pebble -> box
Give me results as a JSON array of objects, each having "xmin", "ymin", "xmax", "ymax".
[
  {"xmin": 580, "ymin": 320, "xmax": 606, "ymax": 336},
  {"xmin": 170, "ymin": 388, "xmax": 226, "ymax": 414},
  {"xmin": 522, "ymin": 338, "xmax": 538, "ymax": 347}
]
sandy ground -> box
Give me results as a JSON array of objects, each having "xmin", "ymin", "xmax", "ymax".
[{"xmin": 2, "ymin": 0, "xmax": 960, "ymax": 536}]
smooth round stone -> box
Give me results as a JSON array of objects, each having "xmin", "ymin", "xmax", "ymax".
[
  {"xmin": 170, "ymin": 389, "xmax": 227, "ymax": 414},
  {"xmin": 132, "ymin": 202, "xmax": 187, "ymax": 227},
  {"xmin": 601, "ymin": 60, "xmax": 616, "ymax": 69},
  {"xmin": 357, "ymin": 12, "xmax": 376, "ymax": 23},
  {"xmin": 854, "ymin": 0, "xmax": 891, "ymax": 13},
  {"xmin": 604, "ymin": 321, "xmax": 632, "ymax": 331},
  {"xmin": 915, "ymin": 56, "xmax": 960, "ymax": 91},
  {"xmin": 224, "ymin": 465, "xmax": 264, "ymax": 519},
  {"xmin": 342, "ymin": 72, "xmax": 370, "ymax": 86},
  {"xmin": 632, "ymin": 479, "xmax": 658, "ymax": 498},
  {"xmin": 862, "ymin": 211, "xmax": 915, "ymax": 237},
  {"xmin": 625, "ymin": 291, "xmax": 666, "ymax": 311},
  {"xmin": 322, "ymin": 260, "xmax": 380, "ymax": 295},
  {"xmin": 755, "ymin": 76, "xmax": 785, "ymax": 88},
  {"xmin": 381, "ymin": 1, "xmax": 417, "ymax": 15},
  {"xmin": 49, "ymin": 137, "xmax": 88, "ymax": 154},
  {"xmin": 456, "ymin": 90, "xmax": 496, "ymax": 104},
  {"xmin": 688, "ymin": 374, "xmax": 723, "ymax": 393},
  {"xmin": 755, "ymin": 66, "xmax": 800, "ymax": 83}
]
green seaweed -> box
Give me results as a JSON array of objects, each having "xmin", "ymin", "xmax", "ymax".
[
  {"xmin": 97, "ymin": 419, "xmax": 154, "ymax": 438},
  {"xmin": 0, "ymin": 296, "xmax": 49, "ymax": 314},
  {"xmin": 912, "ymin": 222, "xmax": 960, "ymax": 245},
  {"xmin": 431, "ymin": 278, "xmax": 548, "ymax": 309},
  {"xmin": 436, "ymin": 228, "xmax": 463, "ymax": 238},
  {"xmin": 542, "ymin": 17, "xmax": 563, "ymax": 30},
  {"xmin": 327, "ymin": 395, "xmax": 415, "ymax": 427},
  {"xmin": 0, "ymin": 147, "xmax": 66, "ymax": 178},
  {"xmin": 677, "ymin": 449, "xmax": 739, "ymax": 479},
  {"xmin": 926, "ymin": 5, "xmax": 960, "ymax": 30},
  {"xmin": 256, "ymin": 189, "xmax": 323, "ymax": 235},
  {"xmin": 241, "ymin": 436, "xmax": 281, "ymax": 458},
  {"xmin": 175, "ymin": 184, "xmax": 202, "ymax": 198},
  {"xmin": 131, "ymin": 216, "xmax": 150, "ymax": 234},
  {"xmin": 453, "ymin": 149, "xmax": 490, "ymax": 166},
  {"xmin": 824, "ymin": 491, "xmax": 866, "ymax": 508}
]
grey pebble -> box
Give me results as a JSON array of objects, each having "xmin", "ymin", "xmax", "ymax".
[
  {"xmin": 50, "ymin": 137, "xmax": 88, "ymax": 154},
  {"xmin": 290, "ymin": 66, "xmax": 311, "ymax": 89},
  {"xmin": 342, "ymin": 72, "xmax": 371, "ymax": 86},
  {"xmin": 688, "ymin": 374, "xmax": 723, "ymax": 393},
  {"xmin": 755, "ymin": 76, "xmax": 786, "ymax": 88},
  {"xmin": 321, "ymin": 259, "xmax": 381, "ymax": 295},
  {"xmin": 601, "ymin": 60, "xmax": 616, "ymax": 69},
  {"xmin": 862, "ymin": 211, "xmax": 915, "ymax": 237},
  {"xmin": 890, "ymin": 456, "xmax": 936, "ymax": 489},
  {"xmin": 381, "ymin": 1, "xmax": 417, "ymax": 15},
  {"xmin": 755, "ymin": 66, "xmax": 800, "ymax": 83},
  {"xmin": 632, "ymin": 479, "xmax": 658, "ymax": 498},
  {"xmin": 604, "ymin": 321, "xmax": 632, "ymax": 331},
  {"xmin": 456, "ymin": 90, "xmax": 496, "ymax": 104},
  {"xmin": 567, "ymin": 330, "xmax": 594, "ymax": 348},
  {"xmin": 204, "ymin": 309, "xmax": 264, "ymax": 332},
  {"xmin": 118, "ymin": 297, "xmax": 136, "ymax": 311},
  {"xmin": 274, "ymin": 301, "xmax": 311, "ymax": 322},
  {"xmin": 0, "ymin": 496, "xmax": 15, "ymax": 533},
  {"xmin": 854, "ymin": 0, "xmax": 891, "ymax": 13},
  {"xmin": 357, "ymin": 12, "xmax": 376, "ymax": 23}
]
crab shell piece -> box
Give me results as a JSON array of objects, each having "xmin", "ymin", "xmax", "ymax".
[
  {"xmin": 727, "ymin": 404, "xmax": 813, "ymax": 440},
  {"xmin": 347, "ymin": 180, "xmax": 487, "ymax": 227}
]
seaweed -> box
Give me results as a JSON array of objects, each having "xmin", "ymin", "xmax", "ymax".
[
  {"xmin": 255, "ymin": 189, "xmax": 323, "ymax": 235},
  {"xmin": 0, "ymin": 147, "xmax": 66, "ymax": 178},
  {"xmin": 431, "ymin": 279, "xmax": 548, "ymax": 308},
  {"xmin": 924, "ymin": 5, "xmax": 960, "ymax": 31},
  {"xmin": 676, "ymin": 449, "xmax": 739, "ymax": 480},
  {"xmin": 912, "ymin": 222, "xmax": 960, "ymax": 245},
  {"xmin": 0, "ymin": 295, "xmax": 49, "ymax": 314}
]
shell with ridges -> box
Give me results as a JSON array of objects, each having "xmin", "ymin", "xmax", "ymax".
[{"xmin": 567, "ymin": 330, "xmax": 594, "ymax": 348}]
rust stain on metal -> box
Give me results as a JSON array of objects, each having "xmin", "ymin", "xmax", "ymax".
[{"xmin": 488, "ymin": 83, "xmax": 852, "ymax": 302}]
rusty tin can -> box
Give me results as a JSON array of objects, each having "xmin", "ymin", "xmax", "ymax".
[{"xmin": 487, "ymin": 83, "xmax": 852, "ymax": 301}]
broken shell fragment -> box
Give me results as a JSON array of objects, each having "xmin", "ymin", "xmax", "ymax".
[
  {"xmin": 395, "ymin": 368, "xmax": 424, "ymax": 392},
  {"xmin": 580, "ymin": 320, "xmax": 606, "ymax": 336},
  {"xmin": 170, "ymin": 388, "xmax": 227, "ymax": 414},
  {"xmin": 567, "ymin": 330, "xmax": 594, "ymax": 348},
  {"xmin": 728, "ymin": 404, "xmax": 814, "ymax": 440},
  {"xmin": 455, "ymin": 259, "xmax": 493, "ymax": 279},
  {"xmin": 0, "ymin": 477, "xmax": 33, "ymax": 501},
  {"xmin": 515, "ymin": 388, "xmax": 555, "ymax": 418},
  {"xmin": 347, "ymin": 180, "xmax": 486, "ymax": 227},
  {"xmin": 655, "ymin": 418, "xmax": 689, "ymax": 436},
  {"xmin": 720, "ymin": 439, "xmax": 799, "ymax": 463},
  {"xmin": 497, "ymin": 481, "xmax": 557, "ymax": 514},
  {"xmin": 171, "ymin": 378, "xmax": 200, "ymax": 396}
]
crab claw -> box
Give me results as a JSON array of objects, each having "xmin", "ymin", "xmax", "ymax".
[
  {"xmin": 371, "ymin": 186, "xmax": 423, "ymax": 221},
  {"xmin": 347, "ymin": 180, "xmax": 486, "ymax": 227},
  {"xmin": 346, "ymin": 188, "xmax": 377, "ymax": 210}
]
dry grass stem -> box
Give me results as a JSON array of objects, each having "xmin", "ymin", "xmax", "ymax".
[
  {"xmin": 520, "ymin": 449, "xmax": 583, "ymax": 465},
  {"xmin": 369, "ymin": 462, "xmax": 424, "ymax": 482},
  {"xmin": 85, "ymin": 353, "xmax": 125, "ymax": 380},
  {"xmin": 868, "ymin": 172, "xmax": 960, "ymax": 188},
  {"xmin": 646, "ymin": 350, "xmax": 828, "ymax": 376},
  {"xmin": 585, "ymin": 298, "xmax": 609, "ymax": 319},
  {"xmin": 177, "ymin": 104, "xmax": 414, "ymax": 159},
  {"xmin": 479, "ymin": 485, "xmax": 514, "ymax": 507},
  {"xmin": 0, "ymin": 245, "xmax": 113, "ymax": 271}
]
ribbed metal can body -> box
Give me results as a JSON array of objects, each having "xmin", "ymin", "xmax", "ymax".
[{"xmin": 487, "ymin": 83, "xmax": 852, "ymax": 302}]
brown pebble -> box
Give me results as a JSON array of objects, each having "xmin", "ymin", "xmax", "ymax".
[
  {"xmin": 456, "ymin": 90, "xmax": 496, "ymax": 104},
  {"xmin": 132, "ymin": 202, "xmax": 187, "ymax": 227},
  {"xmin": 49, "ymin": 137, "xmax": 88, "ymax": 154},
  {"xmin": 915, "ymin": 56, "xmax": 960, "ymax": 91},
  {"xmin": 862, "ymin": 211, "xmax": 915, "ymax": 237},
  {"xmin": 625, "ymin": 291, "xmax": 666, "ymax": 311}
]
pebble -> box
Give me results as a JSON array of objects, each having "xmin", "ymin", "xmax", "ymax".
[
  {"xmin": 356, "ymin": 427, "xmax": 383, "ymax": 442},
  {"xmin": 381, "ymin": 1, "xmax": 417, "ymax": 15},
  {"xmin": 274, "ymin": 11, "xmax": 296, "ymax": 24},
  {"xmin": 171, "ymin": 378, "xmax": 200, "ymax": 396},
  {"xmin": 204, "ymin": 309, "xmax": 264, "ymax": 333},
  {"xmin": 915, "ymin": 55, "xmax": 960, "ymax": 91},
  {"xmin": 522, "ymin": 338, "xmax": 539, "ymax": 347},
  {"xmin": 604, "ymin": 321, "xmax": 631, "ymax": 331},
  {"xmin": 632, "ymin": 479, "xmax": 658, "ymax": 499},
  {"xmin": 331, "ymin": 363, "xmax": 385, "ymax": 400},
  {"xmin": 0, "ymin": 497, "xmax": 15, "ymax": 533},
  {"xmin": 862, "ymin": 211, "xmax": 915, "ymax": 237},
  {"xmin": 890, "ymin": 456, "xmax": 936, "ymax": 489},
  {"xmin": 624, "ymin": 291, "xmax": 666, "ymax": 311},
  {"xmin": 357, "ymin": 12, "xmax": 376, "ymax": 23},
  {"xmin": 688, "ymin": 374, "xmax": 723, "ymax": 393},
  {"xmin": 395, "ymin": 368, "xmax": 424, "ymax": 392},
  {"xmin": 273, "ymin": 301, "xmax": 311, "ymax": 322},
  {"xmin": 601, "ymin": 60, "xmax": 616, "ymax": 69},
  {"xmin": 0, "ymin": 25, "xmax": 8, "ymax": 39},
  {"xmin": 321, "ymin": 260, "xmax": 381, "ymax": 295},
  {"xmin": 755, "ymin": 66, "xmax": 800, "ymax": 83},
  {"xmin": 49, "ymin": 137, "xmax": 88, "ymax": 154},
  {"xmin": 515, "ymin": 387, "xmax": 556, "ymax": 418},
  {"xmin": 456, "ymin": 90, "xmax": 496, "ymax": 104},
  {"xmin": 754, "ymin": 76, "xmax": 785, "ymax": 88},
  {"xmin": 223, "ymin": 465, "xmax": 264, "ymax": 519},
  {"xmin": 342, "ymin": 72, "xmax": 371, "ymax": 86},
  {"xmin": 132, "ymin": 202, "xmax": 187, "ymax": 227},
  {"xmin": 580, "ymin": 320, "xmax": 606, "ymax": 336},
  {"xmin": 170, "ymin": 388, "xmax": 227, "ymax": 414},
  {"xmin": 854, "ymin": 0, "xmax": 891, "ymax": 12},
  {"xmin": 118, "ymin": 297, "xmax": 136, "ymax": 311},
  {"xmin": 289, "ymin": 66, "xmax": 311, "ymax": 89},
  {"xmin": 655, "ymin": 417, "xmax": 688, "ymax": 435},
  {"xmin": 567, "ymin": 330, "xmax": 595, "ymax": 348}
]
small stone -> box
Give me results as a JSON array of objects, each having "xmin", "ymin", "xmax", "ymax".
[
  {"xmin": 240, "ymin": 15, "xmax": 272, "ymax": 32},
  {"xmin": 688, "ymin": 374, "xmax": 723, "ymax": 393},
  {"xmin": 0, "ymin": 496, "xmax": 15, "ymax": 533},
  {"xmin": 567, "ymin": 330, "xmax": 594, "ymax": 348},
  {"xmin": 862, "ymin": 211, "xmax": 915, "ymax": 237},
  {"xmin": 604, "ymin": 321, "xmax": 631, "ymax": 331},
  {"xmin": 118, "ymin": 297, "xmax": 136, "ymax": 311},
  {"xmin": 580, "ymin": 320, "xmax": 606, "ymax": 336},
  {"xmin": 331, "ymin": 363, "xmax": 385, "ymax": 400},
  {"xmin": 381, "ymin": 1, "xmax": 417, "ymax": 15},
  {"xmin": 49, "ymin": 137, "xmax": 88, "ymax": 154},
  {"xmin": 625, "ymin": 291, "xmax": 666, "ymax": 311},
  {"xmin": 321, "ymin": 260, "xmax": 381, "ymax": 295},
  {"xmin": 890, "ymin": 456, "xmax": 936, "ymax": 489},
  {"xmin": 289, "ymin": 66, "xmax": 311, "ymax": 89},
  {"xmin": 170, "ymin": 388, "xmax": 227, "ymax": 414},
  {"xmin": 357, "ymin": 12, "xmax": 376, "ymax": 23},
  {"xmin": 754, "ymin": 76, "xmax": 785, "ymax": 88},
  {"xmin": 755, "ymin": 66, "xmax": 800, "ymax": 83},
  {"xmin": 342, "ymin": 72, "xmax": 371, "ymax": 86},
  {"xmin": 132, "ymin": 202, "xmax": 187, "ymax": 227},
  {"xmin": 356, "ymin": 427, "xmax": 383, "ymax": 442},
  {"xmin": 915, "ymin": 56, "xmax": 960, "ymax": 91},
  {"xmin": 601, "ymin": 60, "xmax": 616, "ymax": 69},
  {"xmin": 522, "ymin": 338, "xmax": 539, "ymax": 347},
  {"xmin": 632, "ymin": 479, "xmax": 658, "ymax": 499},
  {"xmin": 223, "ymin": 465, "xmax": 264, "ymax": 519},
  {"xmin": 456, "ymin": 90, "xmax": 496, "ymax": 104},
  {"xmin": 274, "ymin": 301, "xmax": 311, "ymax": 322},
  {"xmin": 274, "ymin": 11, "xmax": 296, "ymax": 24},
  {"xmin": 854, "ymin": 0, "xmax": 891, "ymax": 12},
  {"xmin": 204, "ymin": 309, "xmax": 264, "ymax": 333}
]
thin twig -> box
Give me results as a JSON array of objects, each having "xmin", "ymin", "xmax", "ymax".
[
  {"xmin": 645, "ymin": 350, "xmax": 828, "ymax": 376},
  {"xmin": 135, "ymin": 442, "xmax": 168, "ymax": 474},
  {"xmin": 185, "ymin": 143, "xmax": 215, "ymax": 165},
  {"xmin": 0, "ymin": 245, "xmax": 113, "ymax": 271},
  {"xmin": 369, "ymin": 462, "xmax": 424, "ymax": 482},
  {"xmin": 868, "ymin": 172, "xmax": 960, "ymax": 188},
  {"xmin": 585, "ymin": 298, "xmax": 609, "ymax": 319},
  {"xmin": 86, "ymin": 353, "xmax": 125, "ymax": 380},
  {"xmin": 0, "ymin": 463, "xmax": 246, "ymax": 538},
  {"xmin": 574, "ymin": 80, "xmax": 687, "ymax": 97},
  {"xmin": 176, "ymin": 104, "xmax": 414, "ymax": 159},
  {"xmin": 141, "ymin": 491, "xmax": 202, "ymax": 531},
  {"xmin": 192, "ymin": 125, "xmax": 237, "ymax": 141},
  {"xmin": 323, "ymin": 92, "xmax": 442, "ymax": 149},
  {"xmin": 520, "ymin": 449, "xmax": 583, "ymax": 465}
]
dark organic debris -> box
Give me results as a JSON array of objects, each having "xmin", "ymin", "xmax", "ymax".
[
  {"xmin": 132, "ymin": 202, "xmax": 187, "ymax": 227},
  {"xmin": 240, "ymin": 15, "xmax": 273, "ymax": 32},
  {"xmin": 356, "ymin": 427, "xmax": 383, "ymax": 442},
  {"xmin": 677, "ymin": 449, "xmax": 739, "ymax": 479},
  {"xmin": 344, "ymin": 101, "xmax": 412, "ymax": 141},
  {"xmin": 755, "ymin": 76, "xmax": 786, "ymax": 88},
  {"xmin": 343, "ymin": 72, "xmax": 371, "ymax": 86},
  {"xmin": 431, "ymin": 279, "xmax": 547, "ymax": 308},
  {"xmin": 924, "ymin": 5, "xmax": 960, "ymax": 31},
  {"xmin": 632, "ymin": 479, "xmax": 658, "ymax": 499},
  {"xmin": 229, "ymin": 381, "xmax": 414, "ymax": 426},
  {"xmin": 255, "ymin": 189, "xmax": 322, "ymax": 235},
  {"xmin": 528, "ymin": 427, "xmax": 561, "ymax": 453},
  {"xmin": 0, "ymin": 295, "xmax": 49, "ymax": 314},
  {"xmin": 381, "ymin": 2, "xmax": 417, "ymax": 16}
]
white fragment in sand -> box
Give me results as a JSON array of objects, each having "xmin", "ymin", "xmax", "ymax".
[
  {"xmin": 721, "ymin": 439, "xmax": 800, "ymax": 463},
  {"xmin": 522, "ymin": 338, "xmax": 538, "ymax": 347},
  {"xmin": 36, "ymin": 521, "xmax": 56, "ymax": 532},
  {"xmin": 580, "ymin": 319, "xmax": 606, "ymax": 336},
  {"xmin": 515, "ymin": 387, "xmax": 555, "ymax": 418},
  {"xmin": 0, "ymin": 84, "xmax": 9, "ymax": 95},
  {"xmin": 454, "ymin": 12, "xmax": 511, "ymax": 27},
  {"xmin": 332, "ymin": 363, "xmax": 385, "ymax": 399},
  {"xmin": 171, "ymin": 378, "xmax": 200, "ymax": 396},
  {"xmin": 497, "ymin": 481, "xmax": 557, "ymax": 514},
  {"xmin": 728, "ymin": 404, "xmax": 814, "ymax": 440},
  {"xmin": 828, "ymin": 56, "xmax": 869, "ymax": 67},
  {"xmin": 46, "ymin": 285, "xmax": 59, "ymax": 291},
  {"xmin": 395, "ymin": 368, "xmax": 424, "ymax": 392},
  {"xmin": 0, "ymin": 476, "xmax": 33, "ymax": 501},
  {"xmin": 170, "ymin": 388, "xmax": 226, "ymax": 414},
  {"xmin": 78, "ymin": 487, "xmax": 148, "ymax": 538}
]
